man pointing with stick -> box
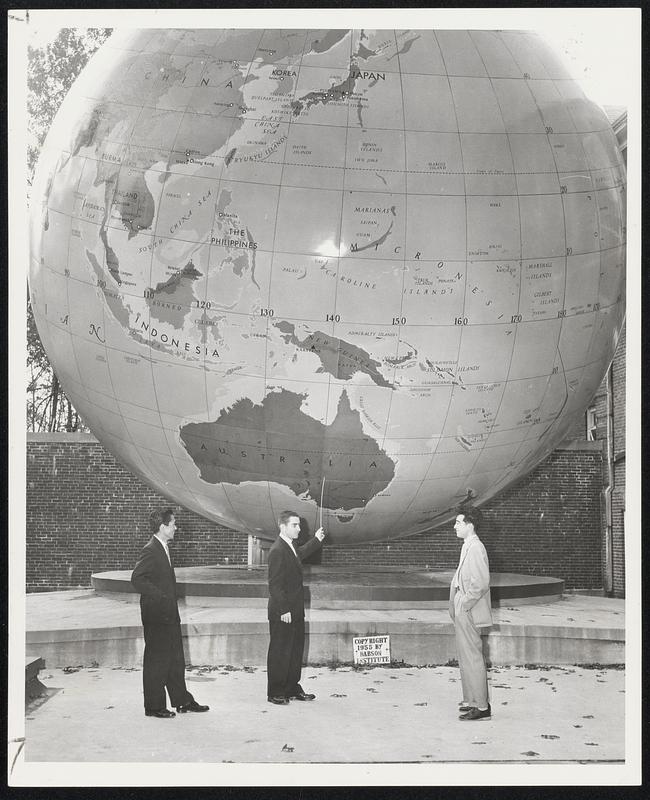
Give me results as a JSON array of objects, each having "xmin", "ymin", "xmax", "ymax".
[{"xmin": 266, "ymin": 510, "xmax": 325, "ymax": 705}]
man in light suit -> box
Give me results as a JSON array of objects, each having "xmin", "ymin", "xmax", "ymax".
[
  {"xmin": 449, "ymin": 510, "xmax": 493, "ymax": 720},
  {"xmin": 131, "ymin": 508, "xmax": 209, "ymax": 718},
  {"xmin": 266, "ymin": 511, "xmax": 325, "ymax": 705}
]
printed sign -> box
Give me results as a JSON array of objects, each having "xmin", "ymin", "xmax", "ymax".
[{"xmin": 352, "ymin": 635, "xmax": 390, "ymax": 665}]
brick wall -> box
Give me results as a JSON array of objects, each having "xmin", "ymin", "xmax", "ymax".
[
  {"xmin": 611, "ymin": 324, "xmax": 626, "ymax": 597},
  {"xmin": 26, "ymin": 434, "xmax": 247, "ymax": 592},
  {"xmin": 321, "ymin": 445, "xmax": 605, "ymax": 589},
  {"xmin": 27, "ymin": 435, "xmax": 605, "ymax": 592}
]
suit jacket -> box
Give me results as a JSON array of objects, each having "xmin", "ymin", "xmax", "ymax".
[
  {"xmin": 131, "ymin": 536, "xmax": 180, "ymax": 625},
  {"xmin": 449, "ymin": 535, "xmax": 493, "ymax": 627},
  {"xmin": 267, "ymin": 535, "xmax": 322, "ymax": 621}
]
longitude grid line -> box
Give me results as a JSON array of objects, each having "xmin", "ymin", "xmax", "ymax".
[
  {"xmin": 57, "ymin": 157, "xmax": 95, "ymax": 410},
  {"xmin": 94, "ymin": 31, "xmax": 219, "ymax": 517},
  {"xmin": 252, "ymin": 29, "xmax": 312, "ymax": 533},
  {"xmin": 494, "ymin": 35, "xmax": 616, "ymax": 476},
  {"xmin": 499, "ymin": 33, "xmax": 576, "ymax": 449},
  {"xmin": 447, "ymin": 30, "xmax": 529, "ymax": 497},
  {"xmin": 391, "ymin": 30, "xmax": 473, "ymax": 531},
  {"xmin": 71, "ymin": 45, "xmax": 164, "ymax": 472},
  {"xmin": 308, "ymin": 27, "xmax": 359, "ymax": 533},
  {"xmin": 354, "ymin": 29, "xmax": 414, "ymax": 532},
  {"xmin": 197, "ymin": 29, "xmax": 273, "ymax": 534},
  {"xmin": 560, "ymin": 100, "xmax": 626, "ymax": 374},
  {"xmin": 124, "ymin": 31, "xmax": 232, "ymax": 519},
  {"xmin": 172, "ymin": 30, "xmax": 250, "ymax": 529}
]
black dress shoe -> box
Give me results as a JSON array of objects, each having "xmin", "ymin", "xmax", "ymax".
[
  {"xmin": 145, "ymin": 708, "xmax": 176, "ymax": 718},
  {"xmin": 459, "ymin": 703, "xmax": 491, "ymax": 721},
  {"xmin": 289, "ymin": 692, "xmax": 316, "ymax": 701},
  {"xmin": 267, "ymin": 696, "xmax": 289, "ymax": 705},
  {"xmin": 176, "ymin": 700, "xmax": 209, "ymax": 713}
]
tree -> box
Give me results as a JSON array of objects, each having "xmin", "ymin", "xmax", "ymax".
[{"xmin": 27, "ymin": 27, "xmax": 112, "ymax": 432}]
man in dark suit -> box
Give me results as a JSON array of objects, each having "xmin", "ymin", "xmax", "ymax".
[
  {"xmin": 266, "ymin": 511, "xmax": 325, "ymax": 705},
  {"xmin": 131, "ymin": 508, "xmax": 209, "ymax": 718}
]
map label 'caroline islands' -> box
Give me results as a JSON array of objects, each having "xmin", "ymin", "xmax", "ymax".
[{"xmin": 179, "ymin": 389, "xmax": 395, "ymax": 510}]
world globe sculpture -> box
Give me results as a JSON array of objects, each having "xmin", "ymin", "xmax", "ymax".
[{"xmin": 29, "ymin": 29, "xmax": 626, "ymax": 544}]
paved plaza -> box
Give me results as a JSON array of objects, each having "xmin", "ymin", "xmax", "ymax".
[{"xmin": 22, "ymin": 661, "xmax": 624, "ymax": 764}]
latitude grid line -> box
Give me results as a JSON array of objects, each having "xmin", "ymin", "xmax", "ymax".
[
  {"xmin": 45, "ymin": 244, "xmax": 621, "ymax": 336},
  {"xmin": 45, "ymin": 203, "xmax": 624, "ymax": 270},
  {"xmin": 59, "ymin": 378, "xmax": 581, "ymax": 463},
  {"xmin": 94, "ymin": 35, "xmax": 614, "ymax": 89},
  {"xmin": 43, "ymin": 357, "xmax": 612, "ymax": 451},
  {"xmin": 43, "ymin": 315, "xmax": 613, "ymax": 398},
  {"xmin": 74, "ymin": 125, "xmax": 621, "ymax": 171}
]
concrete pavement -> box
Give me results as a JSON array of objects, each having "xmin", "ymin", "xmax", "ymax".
[{"xmin": 22, "ymin": 661, "xmax": 624, "ymax": 763}]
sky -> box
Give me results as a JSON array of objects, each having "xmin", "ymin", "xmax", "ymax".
[{"xmin": 18, "ymin": 8, "xmax": 637, "ymax": 110}]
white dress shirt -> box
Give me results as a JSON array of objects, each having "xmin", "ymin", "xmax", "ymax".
[
  {"xmin": 154, "ymin": 533, "xmax": 171, "ymax": 565},
  {"xmin": 453, "ymin": 534, "xmax": 477, "ymax": 589},
  {"xmin": 279, "ymin": 532, "xmax": 298, "ymax": 557}
]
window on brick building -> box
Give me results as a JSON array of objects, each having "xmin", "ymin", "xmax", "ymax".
[{"xmin": 586, "ymin": 407, "xmax": 597, "ymax": 441}]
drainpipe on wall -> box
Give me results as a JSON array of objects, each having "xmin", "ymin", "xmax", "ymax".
[{"xmin": 603, "ymin": 365, "xmax": 615, "ymax": 595}]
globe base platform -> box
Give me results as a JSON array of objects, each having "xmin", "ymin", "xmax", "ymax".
[
  {"xmin": 26, "ymin": 581, "xmax": 623, "ymax": 670},
  {"xmin": 90, "ymin": 566, "xmax": 564, "ymax": 609}
]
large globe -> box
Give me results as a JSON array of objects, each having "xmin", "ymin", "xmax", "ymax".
[{"xmin": 29, "ymin": 29, "xmax": 626, "ymax": 543}]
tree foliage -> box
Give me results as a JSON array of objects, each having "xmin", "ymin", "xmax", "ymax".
[
  {"xmin": 27, "ymin": 27, "xmax": 112, "ymax": 187},
  {"xmin": 27, "ymin": 27, "xmax": 111, "ymax": 432}
]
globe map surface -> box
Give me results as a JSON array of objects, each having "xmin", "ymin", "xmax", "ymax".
[{"xmin": 30, "ymin": 29, "xmax": 626, "ymax": 543}]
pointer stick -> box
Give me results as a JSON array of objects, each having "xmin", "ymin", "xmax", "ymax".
[{"xmin": 319, "ymin": 477, "xmax": 325, "ymax": 531}]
